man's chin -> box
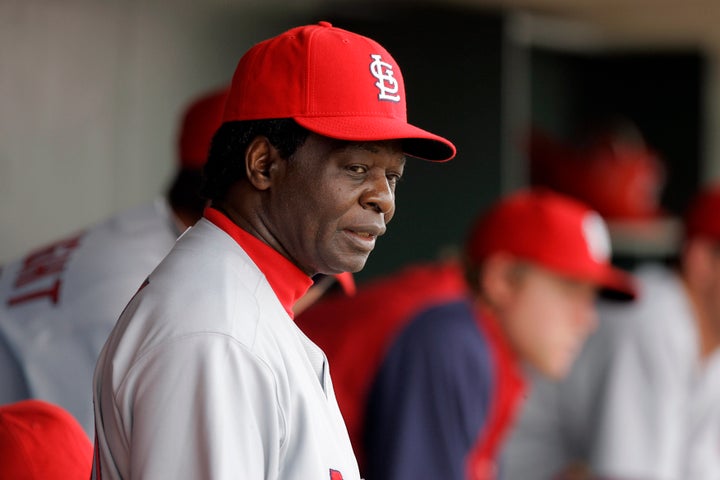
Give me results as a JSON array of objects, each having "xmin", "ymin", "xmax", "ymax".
[
  {"xmin": 532, "ymin": 358, "xmax": 572, "ymax": 382},
  {"xmin": 324, "ymin": 253, "xmax": 369, "ymax": 275}
]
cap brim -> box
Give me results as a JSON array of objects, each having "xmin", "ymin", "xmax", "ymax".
[
  {"xmin": 547, "ymin": 261, "xmax": 637, "ymax": 302},
  {"xmin": 594, "ymin": 267, "xmax": 637, "ymax": 301},
  {"xmin": 295, "ymin": 115, "xmax": 456, "ymax": 162}
]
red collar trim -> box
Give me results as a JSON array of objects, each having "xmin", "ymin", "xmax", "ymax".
[
  {"xmin": 204, "ymin": 207, "xmax": 312, "ymax": 318},
  {"xmin": 474, "ymin": 306, "xmax": 525, "ymax": 387},
  {"xmin": 466, "ymin": 305, "xmax": 527, "ymax": 480}
]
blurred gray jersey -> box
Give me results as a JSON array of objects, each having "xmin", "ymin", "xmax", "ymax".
[{"xmin": 0, "ymin": 199, "xmax": 179, "ymax": 437}]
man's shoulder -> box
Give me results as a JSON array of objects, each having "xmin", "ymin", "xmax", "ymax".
[
  {"xmin": 156, "ymin": 218, "xmax": 264, "ymax": 289},
  {"xmin": 131, "ymin": 225, "xmax": 269, "ymax": 343},
  {"xmin": 407, "ymin": 299, "xmax": 477, "ymax": 335},
  {"xmin": 88, "ymin": 199, "xmax": 177, "ymax": 246},
  {"xmin": 0, "ymin": 200, "xmax": 177, "ymax": 315},
  {"xmin": 394, "ymin": 298, "xmax": 489, "ymax": 361}
]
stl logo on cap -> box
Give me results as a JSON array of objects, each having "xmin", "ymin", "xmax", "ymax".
[
  {"xmin": 582, "ymin": 212, "xmax": 612, "ymax": 264},
  {"xmin": 370, "ymin": 54, "xmax": 401, "ymax": 102}
]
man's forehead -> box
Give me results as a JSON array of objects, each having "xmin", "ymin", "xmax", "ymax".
[
  {"xmin": 301, "ymin": 133, "xmax": 406, "ymax": 165},
  {"xmin": 342, "ymin": 140, "xmax": 406, "ymax": 162},
  {"xmin": 511, "ymin": 260, "xmax": 594, "ymax": 287}
]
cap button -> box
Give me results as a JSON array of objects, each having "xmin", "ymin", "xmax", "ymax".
[{"xmin": 318, "ymin": 21, "xmax": 333, "ymax": 28}]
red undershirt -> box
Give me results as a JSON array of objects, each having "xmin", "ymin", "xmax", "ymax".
[{"xmin": 204, "ymin": 207, "xmax": 313, "ymax": 318}]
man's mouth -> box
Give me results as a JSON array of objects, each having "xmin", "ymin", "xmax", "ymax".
[{"xmin": 344, "ymin": 228, "xmax": 382, "ymax": 251}]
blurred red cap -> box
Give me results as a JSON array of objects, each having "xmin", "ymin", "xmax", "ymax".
[
  {"xmin": 178, "ymin": 87, "xmax": 228, "ymax": 170},
  {"xmin": 529, "ymin": 128, "xmax": 664, "ymax": 220},
  {"xmin": 466, "ymin": 188, "xmax": 636, "ymax": 299},
  {"xmin": 0, "ymin": 399, "xmax": 93, "ymax": 480}
]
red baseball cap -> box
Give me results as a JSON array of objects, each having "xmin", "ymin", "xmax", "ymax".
[
  {"xmin": 223, "ymin": 21, "xmax": 456, "ymax": 162},
  {"xmin": 465, "ymin": 188, "xmax": 636, "ymax": 299},
  {"xmin": 0, "ymin": 399, "xmax": 93, "ymax": 479},
  {"xmin": 178, "ymin": 87, "xmax": 229, "ymax": 170},
  {"xmin": 684, "ymin": 183, "xmax": 720, "ymax": 241}
]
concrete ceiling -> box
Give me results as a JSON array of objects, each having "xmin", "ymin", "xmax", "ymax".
[
  {"xmin": 470, "ymin": 0, "xmax": 720, "ymax": 48},
  {"xmin": 187, "ymin": 0, "xmax": 720, "ymax": 50},
  {"xmin": 294, "ymin": 0, "xmax": 720, "ymax": 49}
]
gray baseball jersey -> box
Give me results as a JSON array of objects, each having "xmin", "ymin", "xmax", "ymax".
[
  {"xmin": 500, "ymin": 264, "xmax": 720, "ymax": 480},
  {"xmin": 92, "ymin": 216, "xmax": 361, "ymax": 479},
  {"xmin": 0, "ymin": 199, "xmax": 179, "ymax": 437}
]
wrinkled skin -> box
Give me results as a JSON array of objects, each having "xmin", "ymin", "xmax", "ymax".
[{"xmin": 221, "ymin": 133, "xmax": 406, "ymax": 276}]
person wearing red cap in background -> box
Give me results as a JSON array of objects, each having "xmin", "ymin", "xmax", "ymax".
[
  {"xmin": 299, "ymin": 188, "xmax": 635, "ymax": 480},
  {"xmin": 0, "ymin": 399, "xmax": 92, "ymax": 479},
  {"xmin": 91, "ymin": 21, "xmax": 455, "ymax": 480},
  {"xmin": 528, "ymin": 120, "xmax": 666, "ymax": 222},
  {"xmin": 501, "ymin": 183, "xmax": 720, "ymax": 480},
  {"xmin": 0, "ymin": 87, "xmax": 226, "ymax": 439}
]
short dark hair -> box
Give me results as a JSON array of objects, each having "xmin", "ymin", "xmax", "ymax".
[
  {"xmin": 166, "ymin": 168, "xmax": 204, "ymax": 218},
  {"xmin": 200, "ymin": 119, "xmax": 310, "ymax": 201}
]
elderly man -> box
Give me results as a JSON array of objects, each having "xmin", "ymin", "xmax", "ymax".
[{"xmin": 91, "ymin": 22, "xmax": 455, "ymax": 480}]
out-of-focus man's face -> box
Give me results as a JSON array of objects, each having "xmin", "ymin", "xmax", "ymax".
[
  {"xmin": 267, "ymin": 133, "xmax": 405, "ymax": 276},
  {"xmin": 501, "ymin": 262, "xmax": 598, "ymax": 380},
  {"xmin": 685, "ymin": 238, "xmax": 720, "ymax": 348},
  {"xmin": 706, "ymin": 248, "xmax": 720, "ymax": 327}
]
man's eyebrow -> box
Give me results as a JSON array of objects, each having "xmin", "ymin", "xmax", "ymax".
[
  {"xmin": 344, "ymin": 141, "xmax": 379, "ymax": 153},
  {"xmin": 343, "ymin": 141, "xmax": 406, "ymax": 159}
]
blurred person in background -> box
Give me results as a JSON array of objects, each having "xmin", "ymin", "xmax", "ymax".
[
  {"xmin": 0, "ymin": 87, "xmax": 227, "ymax": 437},
  {"xmin": 298, "ymin": 188, "xmax": 636, "ymax": 480},
  {"xmin": 529, "ymin": 118, "xmax": 666, "ymax": 223},
  {"xmin": 500, "ymin": 183, "xmax": 720, "ymax": 480}
]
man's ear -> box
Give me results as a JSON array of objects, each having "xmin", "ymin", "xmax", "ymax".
[
  {"xmin": 683, "ymin": 237, "xmax": 717, "ymax": 289},
  {"xmin": 245, "ymin": 136, "xmax": 281, "ymax": 191},
  {"xmin": 480, "ymin": 253, "xmax": 520, "ymax": 309}
]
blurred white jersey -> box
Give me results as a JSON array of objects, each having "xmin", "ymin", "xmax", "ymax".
[
  {"xmin": 500, "ymin": 264, "xmax": 720, "ymax": 480},
  {"xmin": 0, "ymin": 199, "xmax": 179, "ymax": 437},
  {"xmin": 92, "ymin": 218, "xmax": 360, "ymax": 480}
]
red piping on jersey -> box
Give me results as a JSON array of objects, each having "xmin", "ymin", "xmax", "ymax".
[
  {"xmin": 204, "ymin": 207, "xmax": 312, "ymax": 318},
  {"xmin": 93, "ymin": 429, "xmax": 102, "ymax": 480},
  {"xmin": 466, "ymin": 306, "xmax": 527, "ymax": 480}
]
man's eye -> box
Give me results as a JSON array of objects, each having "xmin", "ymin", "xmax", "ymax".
[
  {"xmin": 387, "ymin": 174, "xmax": 402, "ymax": 187},
  {"xmin": 347, "ymin": 165, "xmax": 367, "ymax": 174}
]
